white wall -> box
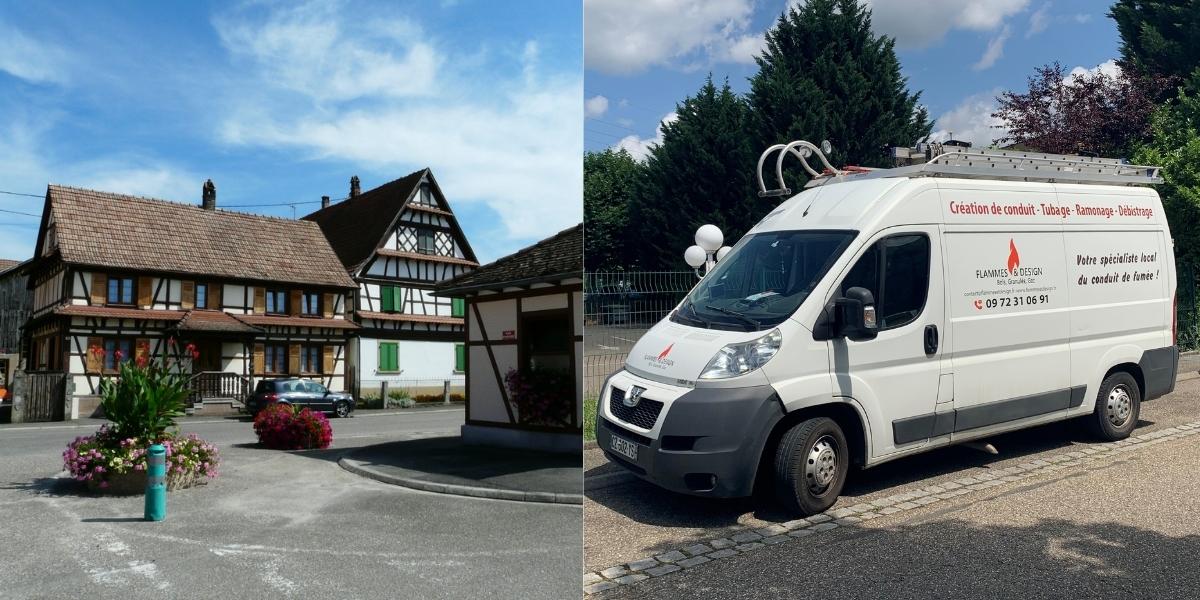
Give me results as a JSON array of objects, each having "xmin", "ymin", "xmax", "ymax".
[{"xmin": 357, "ymin": 336, "xmax": 464, "ymax": 385}]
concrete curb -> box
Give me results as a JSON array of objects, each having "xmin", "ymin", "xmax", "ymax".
[{"xmin": 337, "ymin": 456, "xmax": 583, "ymax": 505}]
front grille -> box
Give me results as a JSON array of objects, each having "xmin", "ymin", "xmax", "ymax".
[{"xmin": 609, "ymin": 386, "xmax": 664, "ymax": 430}]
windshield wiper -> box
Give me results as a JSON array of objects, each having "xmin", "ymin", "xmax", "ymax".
[
  {"xmin": 682, "ymin": 300, "xmax": 710, "ymax": 327},
  {"xmin": 704, "ymin": 304, "xmax": 761, "ymax": 329}
]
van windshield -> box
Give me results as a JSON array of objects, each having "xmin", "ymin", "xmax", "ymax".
[{"xmin": 673, "ymin": 230, "xmax": 856, "ymax": 331}]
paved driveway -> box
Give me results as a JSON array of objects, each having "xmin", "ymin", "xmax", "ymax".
[
  {"xmin": 585, "ymin": 377, "xmax": 1200, "ymax": 597},
  {"xmin": 0, "ymin": 408, "xmax": 581, "ymax": 599}
]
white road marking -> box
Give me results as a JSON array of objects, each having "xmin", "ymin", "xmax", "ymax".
[{"xmin": 613, "ymin": 336, "xmax": 638, "ymax": 343}]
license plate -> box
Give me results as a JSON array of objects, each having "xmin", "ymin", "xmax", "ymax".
[{"xmin": 609, "ymin": 434, "xmax": 639, "ymax": 462}]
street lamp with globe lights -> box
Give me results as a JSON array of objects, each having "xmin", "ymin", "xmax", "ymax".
[{"xmin": 685, "ymin": 224, "xmax": 733, "ymax": 278}]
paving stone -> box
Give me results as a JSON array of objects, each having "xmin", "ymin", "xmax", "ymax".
[
  {"xmin": 755, "ymin": 525, "xmax": 788, "ymax": 537},
  {"xmin": 829, "ymin": 508, "xmax": 857, "ymax": 519},
  {"xmin": 583, "ymin": 573, "xmax": 602, "ymax": 585},
  {"xmin": 807, "ymin": 514, "xmax": 833, "ymax": 524},
  {"xmin": 682, "ymin": 544, "xmax": 713, "ymax": 557},
  {"xmin": 857, "ymin": 512, "xmax": 880, "ymax": 521},
  {"xmin": 782, "ymin": 518, "xmax": 812, "ymax": 530},
  {"xmin": 645, "ymin": 564, "xmax": 682, "ymax": 577},
  {"xmin": 940, "ymin": 481, "xmax": 963, "ymax": 490},
  {"xmin": 585, "ymin": 581, "xmax": 619, "ymax": 594},
  {"xmin": 924, "ymin": 485, "xmax": 946, "ymax": 494},
  {"xmin": 974, "ymin": 472, "xmax": 997, "ymax": 481},
  {"xmin": 834, "ymin": 517, "xmax": 861, "ymax": 525},
  {"xmin": 1001, "ymin": 475, "xmax": 1022, "ymax": 483},
  {"xmin": 678, "ymin": 556, "xmax": 711, "ymax": 569},
  {"xmin": 809, "ymin": 522, "xmax": 838, "ymax": 532},
  {"xmin": 895, "ymin": 501, "xmax": 919, "ymax": 510},
  {"xmin": 915, "ymin": 496, "xmax": 940, "ymax": 505},
  {"xmin": 936, "ymin": 492, "xmax": 957, "ymax": 500},
  {"xmin": 600, "ymin": 566, "xmax": 629, "ymax": 579},
  {"xmin": 870, "ymin": 497, "xmax": 897, "ymax": 508},
  {"xmin": 627, "ymin": 558, "xmax": 659, "ymax": 572},
  {"xmin": 880, "ymin": 506, "xmax": 903, "ymax": 514},
  {"xmin": 709, "ymin": 548, "xmax": 738, "ymax": 559},
  {"xmin": 788, "ymin": 529, "xmax": 815, "ymax": 538},
  {"xmin": 734, "ymin": 542, "xmax": 764, "ymax": 552},
  {"xmin": 614, "ymin": 574, "xmax": 649, "ymax": 585},
  {"xmin": 709, "ymin": 538, "xmax": 736, "ymax": 550},
  {"xmin": 848, "ymin": 503, "xmax": 875, "ymax": 513},
  {"xmin": 762, "ymin": 535, "xmax": 789, "ymax": 545},
  {"xmin": 731, "ymin": 531, "xmax": 763, "ymax": 543},
  {"xmin": 954, "ymin": 477, "xmax": 980, "ymax": 486},
  {"xmin": 654, "ymin": 550, "xmax": 687, "ymax": 563},
  {"xmin": 967, "ymin": 483, "xmax": 988, "ymax": 491}
]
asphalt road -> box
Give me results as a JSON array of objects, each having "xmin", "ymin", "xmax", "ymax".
[
  {"xmin": 0, "ymin": 407, "xmax": 581, "ymax": 599},
  {"xmin": 586, "ymin": 376, "xmax": 1200, "ymax": 598}
]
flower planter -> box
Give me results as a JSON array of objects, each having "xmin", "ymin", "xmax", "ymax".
[{"xmin": 86, "ymin": 469, "xmax": 204, "ymax": 495}]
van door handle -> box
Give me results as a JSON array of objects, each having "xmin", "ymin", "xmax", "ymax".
[{"xmin": 924, "ymin": 324, "xmax": 939, "ymax": 355}]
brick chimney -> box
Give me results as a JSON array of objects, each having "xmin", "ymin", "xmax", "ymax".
[
  {"xmin": 350, "ymin": 175, "xmax": 361, "ymax": 199},
  {"xmin": 321, "ymin": 195, "xmax": 330, "ymax": 209},
  {"xmin": 201, "ymin": 179, "xmax": 216, "ymax": 210}
]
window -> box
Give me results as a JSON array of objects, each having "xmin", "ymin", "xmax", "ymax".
[
  {"xmin": 195, "ymin": 283, "xmax": 208, "ymax": 309},
  {"xmin": 380, "ymin": 286, "xmax": 402, "ymax": 313},
  {"xmin": 300, "ymin": 345, "xmax": 322, "ymax": 373},
  {"xmin": 840, "ymin": 233, "xmax": 930, "ymax": 330},
  {"xmin": 107, "ymin": 277, "xmax": 135, "ymax": 305},
  {"xmin": 305, "ymin": 381, "xmax": 328, "ymax": 394},
  {"xmin": 264, "ymin": 344, "xmax": 287, "ymax": 374},
  {"xmin": 419, "ymin": 184, "xmax": 432, "ymax": 205},
  {"xmin": 301, "ymin": 292, "xmax": 321, "ymax": 316},
  {"xmin": 454, "ymin": 343, "xmax": 465, "ymax": 373},
  {"xmin": 265, "ymin": 289, "xmax": 287, "ymax": 314},
  {"xmin": 451, "ymin": 298, "xmax": 465, "ymax": 318},
  {"xmin": 418, "ymin": 230, "xmax": 435, "ymax": 255},
  {"xmin": 378, "ymin": 342, "xmax": 399, "ymax": 372},
  {"xmin": 103, "ymin": 338, "xmax": 134, "ymax": 372},
  {"xmin": 520, "ymin": 312, "xmax": 571, "ymax": 372}
]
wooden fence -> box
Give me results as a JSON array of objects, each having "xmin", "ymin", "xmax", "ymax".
[{"xmin": 21, "ymin": 371, "xmax": 67, "ymax": 422}]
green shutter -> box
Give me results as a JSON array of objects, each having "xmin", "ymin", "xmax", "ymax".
[
  {"xmin": 455, "ymin": 343, "xmax": 465, "ymax": 372},
  {"xmin": 452, "ymin": 298, "xmax": 465, "ymax": 318},
  {"xmin": 378, "ymin": 342, "xmax": 398, "ymax": 372},
  {"xmin": 381, "ymin": 286, "xmax": 395, "ymax": 313}
]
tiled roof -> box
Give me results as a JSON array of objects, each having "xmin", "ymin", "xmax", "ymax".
[
  {"xmin": 375, "ymin": 249, "xmax": 479, "ymax": 266},
  {"xmin": 176, "ymin": 310, "xmax": 261, "ymax": 333},
  {"xmin": 55, "ymin": 305, "xmax": 185, "ymax": 321},
  {"xmin": 436, "ymin": 224, "xmax": 582, "ymax": 295},
  {"xmin": 0, "ymin": 259, "xmax": 20, "ymax": 274},
  {"xmin": 357, "ymin": 311, "xmax": 464, "ymax": 325},
  {"xmin": 235, "ymin": 314, "xmax": 360, "ymax": 330},
  {"xmin": 46, "ymin": 185, "xmax": 355, "ymax": 289},
  {"xmin": 301, "ymin": 170, "xmax": 424, "ymax": 273}
]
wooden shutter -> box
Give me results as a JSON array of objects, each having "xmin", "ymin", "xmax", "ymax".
[
  {"xmin": 85, "ymin": 337, "xmax": 103, "ymax": 373},
  {"xmin": 323, "ymin": 293, "xmax": 334, "ymax": 319},
  {"xmin": 323, "ymin": 345, "xmax": 334, "ymax": 374},
  {"xmin": 137, "ymin": 276, "xmax": 153, "ymax": 308},
  {"xmin": 290, "ymin": 290, "xmax": 302, "ymax": 316},
  {"xmin": 381, "ymin": 286, "xmax": 394, "ymax": 312},
  {"xmin": 288, "ymin": 344, "xmax": 301, "ymax": 374},
  {"xmin": 210, "ymin": 283, "xmax": 223, "ymax": 310},
  {"xmin": 253, "ymin": 287, "xmax": 265, "ymax": 313},
  {"xmin": 452, "ymin": 298, "xmax": 465, "ymax": 317},
  {"xmin": 90, "ymin": 273, "xmax": 107, "ymax": 305},
  {"xmin": 181, "ymin": 280, "xmax": 195, "ymax": 310},
  {"xmin": 455, "ymin": 343, "xmax": 465, "ymax": 372},
  {"xmin": 253, "ymin": 343, "xmax": 265, "ymax": 374}
]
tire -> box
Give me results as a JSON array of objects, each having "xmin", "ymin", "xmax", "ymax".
[
  {"xmin": 334, "ymin": 401, "xmax": 351, "ymax": 418},
  {"xmin": 1086, "ymin": 371, "xmax": 1141, "ymax": 441},
  {"xmin": 773, "ymin": 417, "xmax": 849, "ymax": 516}
]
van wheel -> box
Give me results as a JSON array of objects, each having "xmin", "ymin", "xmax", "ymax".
[
  {"xmin": 773, "ymin": 417, "xmax": 849, "ymax": 516},
  {"xmin": 1087, "ymin": 372, "xmax": 1140, "ymax": 441}
]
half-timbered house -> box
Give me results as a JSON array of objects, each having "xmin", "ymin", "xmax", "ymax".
[
  {"xmin": 303, "ymin": 170, "xmax": 478, "ymax": 396},
  {"xmin": 436, "ymin": 224, "xmax": 582, "ymax": 452},
  {"xmin": 22, "ymin": 183, "xmax": 358, "ymax": 418}
]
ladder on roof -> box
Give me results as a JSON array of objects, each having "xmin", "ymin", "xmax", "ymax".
[{"xmin": 756, "ymin": 140, "xmax": 1163, "ymax": 197}]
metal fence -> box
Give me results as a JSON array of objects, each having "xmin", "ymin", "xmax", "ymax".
[{"xmin": 584, "ymin": 271, "xmax": 696, "ymax": 397}]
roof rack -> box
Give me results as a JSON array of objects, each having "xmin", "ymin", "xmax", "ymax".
[{"xmin": 756, "ymin": 140, "xmax": 1163, "ymax": 197}]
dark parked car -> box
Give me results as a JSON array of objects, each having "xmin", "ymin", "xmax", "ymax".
[{"xmin": 246, "ymin": 378, "xmax": 355, "ymax": 418}]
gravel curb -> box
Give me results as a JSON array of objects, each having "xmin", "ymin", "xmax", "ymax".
[
  {"xmin": 337, "ymin": 456, "xmax": 583, "ymax": 505},
  {"xmin": 582, "ymin": 420, "xmax": 1200, "ymax": 595}
]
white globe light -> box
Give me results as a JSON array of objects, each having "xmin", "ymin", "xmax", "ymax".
[
  {"xmin": 684, "ymin": 245, "xmax": 707, "ymax": 268},
  {"xmin": 695, "ymin": 224, "xmax": 724, "ymax": 252},
  {"xmin": 715, "ymin": 246, "xmax": 732, "ymax": 262}
]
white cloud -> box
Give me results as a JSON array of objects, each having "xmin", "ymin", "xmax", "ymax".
[
  {"xmin": 863, "ymin": 0, "xmax": 1028, "ymax": 49},
  {"xmin": 613, "ymin": 112, "xmax": 677, "ymax": 161},
  {"xmin": 585, "ymin": 95, "xmax": 610, "ymax": 118},
  {"xmin": 1027, "ymin": 2, "xmax": 1050, "ymax": 37},
  {"xmin": 0, "ymin": 21, "xmax": 70, "ymax": 84},
  {"xmin": 584, "ymin": 0, "xmax": 758, "ymax": 74},
  {"xmin": 1069, "ymin": 59, "xmax": 1121, "ymax": 80},
  {"xmin": 973, "ymin": 25, "xmax": 1011, "ymax": 71},
  {"xmin": 929, "ymin": 89, "xmax": 1007, "ymax": 148},
  {"xmin": 214, "ymin": 0, "xmax": 582, "ymax": 242}
]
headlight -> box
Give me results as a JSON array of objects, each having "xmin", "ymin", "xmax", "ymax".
[{"xmin": 699, "ymin": 329, "xmax": 782, "ymax": 379}]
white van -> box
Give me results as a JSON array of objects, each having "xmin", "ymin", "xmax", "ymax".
[{"xmin": 595, "ymin": 142, "xmax": 1179, "ymax": 515}]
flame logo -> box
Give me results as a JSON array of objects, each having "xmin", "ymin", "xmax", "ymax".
[
  {"xmin": 1007, "ymin": 239, "xmax": 1020, "ymax": 273},
  {"xmin": 658, "ymin": 343, "xmax": 674, "ymax": 360}
]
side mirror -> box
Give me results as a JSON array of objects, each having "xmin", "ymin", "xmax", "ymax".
[{"xmin": 835, "ymin": 287, "xmax": 878, "ymax": 341}]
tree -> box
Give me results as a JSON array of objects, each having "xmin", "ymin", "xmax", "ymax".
[
  {"xmin": 748, "ymin": 0, "xmax": 930, "ymax": 189},
  {"xmin": 993, "ymin": 62, "xmax": 1157, "ymax": 157},
  {"xmin": 583, "ymin": 148, "xmax": 641, "ymax": 271},
  {"xmin": 1110, "ymin": 0, "xmax": 1200, "ymax": 88},
  {"xmin": 628, "ymin": 77, "xmax": 760, "ymax": 270},
  {"xmin": 1132, "ymin": 76, "xmax": 1200, "ymax": 269}
]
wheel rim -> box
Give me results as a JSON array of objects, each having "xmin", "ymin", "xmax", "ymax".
[
  {"xmin": 336, "ymin": 403, "xmax": 348, "ymax": 417},
  {"xmin": 805, "ymin": 435, "xmax": 839, "ymax": 495},
  {"xmin": 1107, "ymin": 385, "xmax": 1133, "ymax": 427}
]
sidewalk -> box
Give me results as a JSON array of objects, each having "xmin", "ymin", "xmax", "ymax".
[{"xmin": 340, "ymin": 436, "xmax": 583, "ymax": 504}]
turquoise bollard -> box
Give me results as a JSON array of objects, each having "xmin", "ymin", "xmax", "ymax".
[{"xmin": 144, "ymin": 443, "xmax": 166, "ymax": 522}]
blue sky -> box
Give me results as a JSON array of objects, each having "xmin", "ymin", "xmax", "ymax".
[
  {"xmin": 584, "ymin": 0, "xmax": 1121, "ymax": 159},
  {"xmin": 0, "ymin": 0, "xmax": 582, "ymax": 264}
]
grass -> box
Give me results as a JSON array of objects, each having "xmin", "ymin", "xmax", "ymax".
[{"xmin": 583, "ymin": 395, "xmax": 598, "ymax": 441}]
